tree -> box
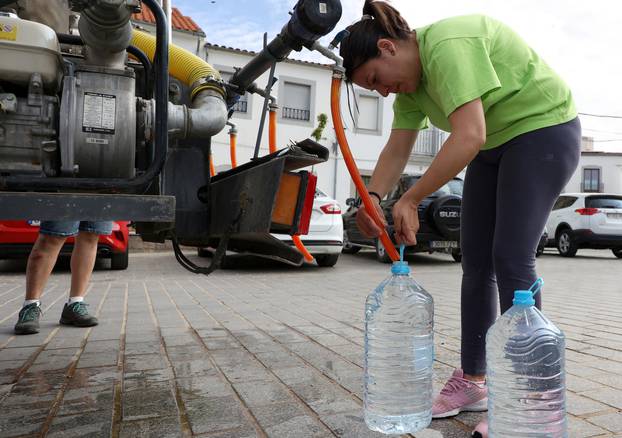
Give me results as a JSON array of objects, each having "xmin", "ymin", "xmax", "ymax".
[{"xmin": 311, "ymin": 113, "xmax": 328, "ymax": 142}]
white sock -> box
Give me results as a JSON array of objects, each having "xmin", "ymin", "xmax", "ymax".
[
  {"xmin": 68, "ymin": 296, "xmax": 84, "ymax": 304},
  {"xmin": 23, "ymin": 299, "xmax": 40, "ymax": 307}
]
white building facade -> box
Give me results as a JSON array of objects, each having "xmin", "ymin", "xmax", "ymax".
[
  {"xmin": 203, "ymin": 44, "xmax": 444, "ymax": 206},
  {"xmin": 564, "ymin": 152, "xmax": 622, "ymax": 194}
]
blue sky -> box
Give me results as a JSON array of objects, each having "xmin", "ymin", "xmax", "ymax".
[
  {"xmin": 172, "ymin": 0, "xmax": 622, "ymax": 151},
  {"xmin": 173, "ymin": 0, "xmax": 359, "ymax": 62}
]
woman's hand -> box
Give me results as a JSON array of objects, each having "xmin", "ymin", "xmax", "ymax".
[
  {"xmin": 392, "ymin": 196, "xmax": 420, "ymax": 245},
  {"xmin": 355, "ymin": 198, "xmax": 387, "ymax": 238}
]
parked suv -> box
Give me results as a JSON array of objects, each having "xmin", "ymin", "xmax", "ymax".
[
  {"xmin": 342, "ymin": 175, "xmax": 463, "ymax": 262},
  {"xmin": 545, "ymin": 193, "xmax": 622, "ymax": 258}
]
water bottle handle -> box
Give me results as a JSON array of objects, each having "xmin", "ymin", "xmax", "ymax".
[{"xmin": 528, "ymin": 278, "xmax": 544, "ymax": 298}]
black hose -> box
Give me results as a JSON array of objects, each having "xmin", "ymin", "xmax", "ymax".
[
  {"xmin": 0, "ymin": 0, "xmax": 168, "ymax": 193},
  {"xmin": 126, "ymin": 45, "xmax": 153, "ymax": 99},
  {"xmin": 56, "ymin": 33, "xmax": 153, "ymax": 97}
]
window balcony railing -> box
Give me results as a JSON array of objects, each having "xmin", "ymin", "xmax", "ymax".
[
  {"xmin": 410, "ymin": 127, "xmax": 445, "ymax": 158},
  {"xmin": 282, "ymin": 107, "xmax": 310, "ymax": 121},
  {"xmin": 233, "ymin": 99, "xmax": 248, "ymax": 113}
]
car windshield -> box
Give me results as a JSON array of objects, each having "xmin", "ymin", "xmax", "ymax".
[
  {"xmin": 586, "ymin": 196, "xmax": 622, "ymax": 209},
  {"xmin": 401, "ymin": 177, "xmax": 464, "ymax": 197}
]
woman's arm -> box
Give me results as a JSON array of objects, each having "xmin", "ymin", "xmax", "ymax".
[
  {"xmin": 393, "ymin": 98, "xmax": 486, "ymax": 244},
  {"xmin": 356, "ymin": 129, "xmax": 418, "ymax": 238}
]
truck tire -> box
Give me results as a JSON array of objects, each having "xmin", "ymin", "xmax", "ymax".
[
  {"xmin": 613, "ymin": 248, "xmax": 622, "ymax": 259},
  {"xmin": 111, "ymin": 248, "xmax": 129, "ymax": 270}
]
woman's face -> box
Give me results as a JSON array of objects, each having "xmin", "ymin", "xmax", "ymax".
[{"xmin": 350, "ymin": 38, "xmax": 421, "ymax": 97}]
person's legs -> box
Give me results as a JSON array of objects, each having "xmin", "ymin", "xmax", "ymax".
[
  {"xmin": 472, "ymin": 118, "xmax": 581, "ymax": 437},
  {"xmin": 25, "ymin": 234, "xmax": 67, "ymax": 300},
  {"xmin": 432, "ymin": 151, "xmax": 500, "ymax": 418},
  {"xmin": 68, "ymin": 231, "xmax": 99, "ymax": 299},
  {"xmin": 493, "ymin": 119, "xmax": 581, "ymax": 313},
  {"xmin": 15, "ymin": 221, "xmax": 77, "ymax": 334},
  {"xmin": 59, "ymin": 221, "xmax": 112, "ymax": 327},
  {"xmin": 459, "ymin": 153, "xmax": 501, "ymax": 378}
]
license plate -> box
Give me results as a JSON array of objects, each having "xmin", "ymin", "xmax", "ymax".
[
  {"xmin": 430, "ymin": 241, "xmax": 458, "ymax": 249},
  {"xmin": 607, "ymin": 213, "xmax": 622, "ymax": 220},
  {"xmin": 27, "ymin": 220, "xmax": 41, "ymax": 226}
]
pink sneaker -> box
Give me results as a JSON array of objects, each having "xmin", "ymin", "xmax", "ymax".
[
  {"xmin": 472, "ymin": 419, "xmax": 488, "ymax": 437},
  {"xmin": 432, "ymin": 369, "xmax": 488, "ymax": 418}
]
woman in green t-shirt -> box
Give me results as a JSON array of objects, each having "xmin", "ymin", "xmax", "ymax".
[{"xmin": 340, "ymin": 1, "xmax": 580, "ymax": 435}]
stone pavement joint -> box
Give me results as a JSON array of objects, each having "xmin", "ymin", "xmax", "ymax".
[{"xmin": 0, "ymin": 250, "xmax": 621, "ymax": 437}]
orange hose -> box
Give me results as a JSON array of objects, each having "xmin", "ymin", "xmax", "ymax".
[
  {"xmin": 229, "ymin": 132, "xmax": 238, "ymax": 168},
  {"xmin": 209, "ymin": 152, "xmax": 215, "ymax": 177},
  {"xmin": 330, "ymin": 76, "xmax": 400, "ymax": 262},
  {"xmin": 293, "ymin": 235, "xmax": 314, "ymax": 262},
  {"xmin": 269, "ymin": 109, "xmax": 277, "ymax": 153}
]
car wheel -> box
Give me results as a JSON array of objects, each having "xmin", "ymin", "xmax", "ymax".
[
  {"xmin": 556, "ymin": 229, "xmax": 577, "ymax": 257},
  {"xmin": 315, "ymin": 254, "xmax": 339, "ymax": 267},
  {"xmin": 110, "ymin": 248, "xmax": 129, "ymax": 270},
  {"xmin": 613, "ymin": 248, "xmax": 622, "ymax": 259},
  {"xmin": 451, "ymin": 248, "xmax": 462, "ymax": 263},
  {"xmin": 375, "ymin": 239, "xmax": 392, "ymax": 263},
  {"xmin": 341, "ymin": 229, "xmax": 361, "ymax": 254}
]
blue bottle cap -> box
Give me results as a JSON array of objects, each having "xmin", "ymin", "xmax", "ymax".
[
  {"xmin": 513, "ymin": 290, "xmax": 535, "ymax": 306},
  {"xmin": 391, "ymin": 261, "xmax": 410, "ymax": 275}
]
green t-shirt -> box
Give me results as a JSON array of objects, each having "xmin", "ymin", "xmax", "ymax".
[{"xmin": 392, "ymin": 15, "xmax": 577, "ymax": 150}]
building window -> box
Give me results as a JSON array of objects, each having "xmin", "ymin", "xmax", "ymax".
[
  {"xmin": 582, "ymin": 167, "xmax": 601, "ymax": 192},
  {"xmin": 282, "ymin": 81, "xmax": 311, "ymax": 121},
  {"xmin": 354, "ymin": 93, "xmax": 382, "ymax": 134},
  {"xmin": 219, "ymin": 70, "xmax": 249, "ymax": 114}
]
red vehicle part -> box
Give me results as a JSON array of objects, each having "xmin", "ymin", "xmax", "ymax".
[{"xmin": 0, "ymin": 220, "xmax": 130, "ymax": 269}]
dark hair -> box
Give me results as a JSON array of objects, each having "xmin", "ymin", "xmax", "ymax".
[{"xmin": 339, "ymin": 0, "xmax": 412, "ymax": 81}]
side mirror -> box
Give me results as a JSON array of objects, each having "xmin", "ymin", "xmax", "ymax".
[{"xmin": 345, "ymin": 197, "xmax": 355, "ymax": 206}]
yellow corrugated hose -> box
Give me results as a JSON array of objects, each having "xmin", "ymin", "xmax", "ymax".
[{"xmin": 131, "ymin": 29, "xmax": 225, "ymax": 99}]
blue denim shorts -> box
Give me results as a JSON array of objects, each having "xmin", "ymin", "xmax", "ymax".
[{"xmin": 39, "ymin": 221, "xmax": 113, "ymax": 237}]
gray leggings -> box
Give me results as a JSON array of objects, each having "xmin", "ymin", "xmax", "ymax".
[{"xmin": 460, "ymin": 118, "xmax": 581, "ymax": 375}]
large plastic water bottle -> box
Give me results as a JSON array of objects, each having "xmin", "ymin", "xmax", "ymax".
[
  {"xmin": 486, "ymin": 278, "xmax": 567, "ymax": 437},
  {"xmin": 364, "ymin": 246, "xmax": 434, "ymax": 434}
]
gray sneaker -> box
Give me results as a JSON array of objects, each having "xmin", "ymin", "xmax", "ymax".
[
  {"xmin": 14, "ymin": 303, "xmax": 42, "ymax": 335},
  {"xmin": 59, "ymin": 302, "xmax": 98, "ymax": 327}
]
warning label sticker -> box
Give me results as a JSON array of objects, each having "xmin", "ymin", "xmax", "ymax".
[
  {"xmin": 82, "ymin": 92, "xmax": 116, "ymax": 134},
  {"xmin": 0, "ymin": 23, "xmax": 17, "ymax": 41}
]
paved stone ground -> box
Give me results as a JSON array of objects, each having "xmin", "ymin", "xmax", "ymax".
[{"xmin": 0, "ymin": 248, "xmax": 621, "ymax": 437}]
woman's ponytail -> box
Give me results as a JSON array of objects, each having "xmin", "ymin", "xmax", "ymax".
[
  {"xmin": 340, "ymin": 1, "xmax": 412, "ymax": 80},
  {"xmin": 362, "ymin": 0, "xmax": 410, "ymax": 40}
]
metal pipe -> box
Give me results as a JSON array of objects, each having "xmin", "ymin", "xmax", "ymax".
[
  {"xmin": 162, "ymin": 0, "xmax": 172, "ymax": 43},
  {"xmin": 229, "ymin": 0, "xmax": 342, "ymax": 98},
  {"xmin": 75, "ymin": 0, "xmax": 135, "ymax": 68},
  {"xmin": 56, "ymin": 32, "xmax": 153, "ymax": 98}
]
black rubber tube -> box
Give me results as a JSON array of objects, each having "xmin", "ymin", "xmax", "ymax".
[
  {"xmin": 56, "ymin": 33, "xmax": 153, "ymax": 97},
  {"xmin": 0, "ymin": 0, "xmax": 168, "ymax": 193}
]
